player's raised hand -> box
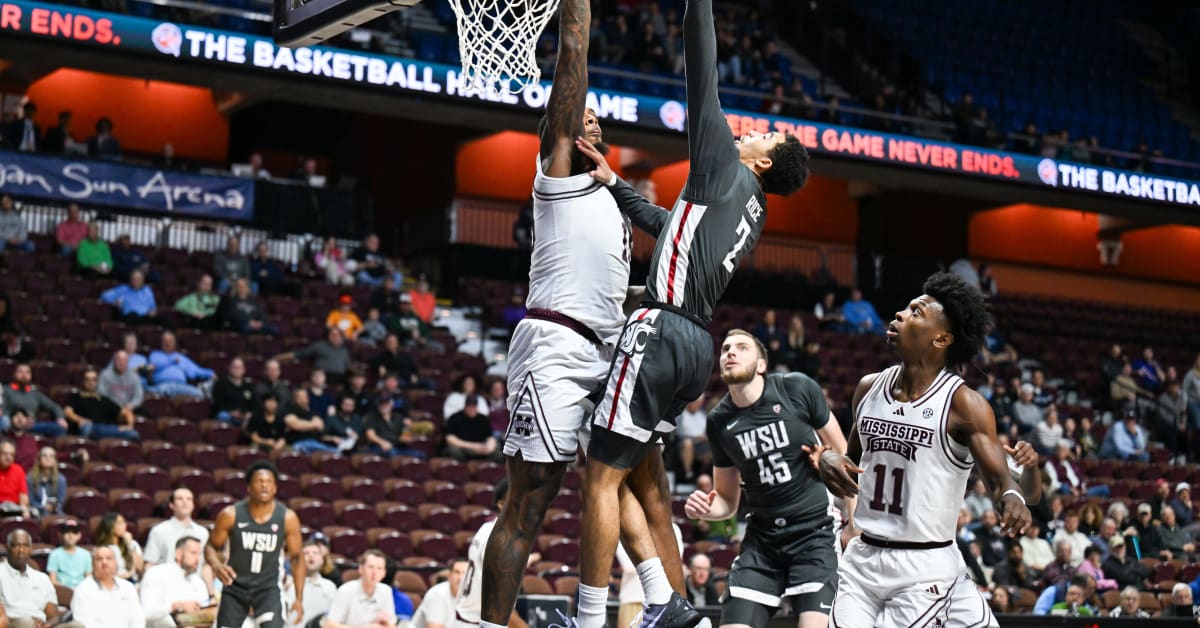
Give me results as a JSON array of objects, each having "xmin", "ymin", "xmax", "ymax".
[
  {"xmin": 1004, "ymin": 441, "xmax": 1038, "ymax": 468},
  {"xmin": 575, "ymin": 137, "xmax": 615, "ymax": 185},
  {"xmin": 817, "ymin": 450, "xmax": 864, "ymax": 499},
  {"xmin": 683, "ymin": 489, "xmax": 715, "ymax": 519},
  {"xmin": 998, "ymin": 491, "xmax": 1031, "ymax": 537},
  {"xmin": 800, "ymin": 443, "xmax": 830, "ymax": 470},
  {"xmin": 213, "ymin": 562, "xmax": 237, "ymax": 586}
]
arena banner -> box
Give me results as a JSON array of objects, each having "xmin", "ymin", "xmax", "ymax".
[
  {"xmin": 0, "ymin": 150, "xmax": 255, "ymax": 219},
  {"xmin": 2, "ymin": 0, "xmax": 1198, "ymax": 208}
]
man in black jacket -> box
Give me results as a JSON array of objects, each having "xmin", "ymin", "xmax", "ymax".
[
  {"xmin": 1101, "ymin": 534, "xmax": 1150, "ymax": 590},
  {"xmin": 213, "ymin": 357, "xmax": 256, "ymax": 425}
]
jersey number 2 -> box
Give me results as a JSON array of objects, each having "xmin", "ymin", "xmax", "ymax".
[
  {"xmin": 756, "ymin": 452, "xmax": 791, "ymax": 486},
  {"xmin": 867, "ymin": 464, "xmax": 905, "ymax": 515},
  {"xmin": 721, "ymin": 218, "xmax": 752, "ymax": 272}
]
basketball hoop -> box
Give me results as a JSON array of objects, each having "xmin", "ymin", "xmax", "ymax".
[{"xmin": 448, "ymin": 0, "xmax": 561, "ymax": 95}]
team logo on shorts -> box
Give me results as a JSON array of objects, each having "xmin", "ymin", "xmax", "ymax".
[
  {"xmin": 508, "ymin": 378, "xmax": 539, "ymax": 437},
  {"xmin": 617, "ymin": 317, "xmax": 657, "ymax": 357}
]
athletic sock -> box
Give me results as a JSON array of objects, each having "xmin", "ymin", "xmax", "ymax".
[
  {"xmin": 577, "ymin": 583, "xmax": 609, "ymax": 628},
  {"xmin": 481, "ymin": 623, "xmax": 506, "ymax": 628},
  {"xmin": 636, "ymin": 557, "xmax": 672, "ymax": 606}
]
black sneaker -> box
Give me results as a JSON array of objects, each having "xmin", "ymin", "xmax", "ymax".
[{"xmin": 638, "ymin": 592, "xmax": 710, "ymax": 628}]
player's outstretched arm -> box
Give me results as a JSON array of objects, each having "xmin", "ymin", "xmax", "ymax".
[
  {"xmin": 575, "ymin": 137, "xmax": 669, "ymax": 236},
  {"xmin": 206, "ymin": 506, "xmax": 237, "ymax": 586},
  {"xmin": 682, "ymin": 0, "xmax": 738, "ymax": 180},
  {"xmin": 951, "ymin": 387, "xmax": 1031, "ymax": 537},
  {"xmin": 538, "ymin": 0, "xmax": 590, "ymax": 178}
]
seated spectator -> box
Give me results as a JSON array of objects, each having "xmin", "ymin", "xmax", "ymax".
[
  {"xmin": 407, "ymin": 277, "xmax": 437, "ymax": 323},
  {"xmin": 1157, "ymin": 379, "xmax": 1187, "ymax": 459},
  {"xmin": 842, "ymin": 288, "xmax": 885, "ymax": 335},
  {"xmin": 989, "ymin": 585, "xmax": 1012, "ymax": 614},
  {"xmin": 1, "ymin": 330, "xmax": 33, "ymax": 363},
  {"xmin": 963, "ymin": 479, "xmax": 991, "ymax": 520},
  {"xmin": 86, "ymin": 117, "xmax": 121, "ymax": 159},
  {"xmin": 1053, "ymin": 512, "xmax": 1091, "ymax": 567},
  {"xmin": 1101, "ymin": 533, "xmax": 1148, "ymax": 590},
  {"xmin": 0, "ymin": 195, "xmax": 33, "ymax": 253},
  {"xmin": 675, "ymin": 396, "xmax": 709, "ymax": 482},
  {"xmin": 1088, "ymin": 518, "xmax": 1118, "ymax": 560},
  {"xmin": 213, "ymin": 357, "xmax": 255, "ymax": 426},
  {"xmin": 47, "ymin": 519, "xmax": 91, "ymax": 589},
  {"xmin": 111, "ymin": 234, "xmax": 153, "ymax": 282},
  {"xmin": 250, "ymin": 241, "xmax": 287, "ymax": 296},
  {"xmin": 140, "ymin": 536, "xmax": 211, "ymax": 628},
  {"xmin": 1132, "ymin": 347, "xmax": 1166, "ymax": 392},
  {"xmin": 323, "ymin": 550, "xmax": 395, "ymax": 628},
  {"xmin": 287, "ymin": 542, "xmax": 337, "ymax": 628},
  {"xmin": 213, "ymin": 235, "xmax": 252, "ymax": 294},
  {"xmin": 752, "ymin": 308, "xmax": 786, "ymax": 349},
  {"xmin": 4, "ymin": 363, "xmax": 67, "ymax": 437},
  {"xmin": 1151, "ymin": 478, "xmax": 1174, "ymax": 520},
  {"xmin": 306, "ymin": 369, "xmax": 335, "ymax": 419},
  {"xmin": 64, "ymin": 368, "xmax": 138, "ymax": 440},
  {"xmin": 1044, "ymin": 443, "xmax": 1107, "ymax": 497},
  {"xmin": 409, "ymin": 560, "xmax": 465, "ymax": 627},
  {"xmin": 1048, "ymin": 580, "xmax": 1094, "ymax": 616},
  {"xmin": 1075, "ymin": 545, "xmax": 1117, "ymax": 591},
  {"xmin": 1101, "ymin": 344, "xmax": 1125, "ymax": 383},
  {"xmin": 56, "ymin": 202, "xmax": 87, "ymax": 256},
  {"xmin": 247, "ymin": 393, "xmax": 286, "ymax": 452},
  {"xmin": 75, "ymin": 222, "xmax": 112, "ymax": 276},
  {"xmin": 1, "ymin": 530, "xmax": 82, "ymax": 627},
  {"xmin": 684, "ymin": 553, "xmax": 719, "ymax": 608},
  {"xmin": 144, "ymin": 488, "xmax": 209, "ymax": 568},
  {"xmin": 350, "ymin": 234, "xmax": 402, "ymax": 288},
  {"xmin": 364, "ymin": 395, "xmax": 424, "ymax": 459},
  {"xmin": 323, "ymin": 397, "xmax": 363, "ymax": 452},
  {"xmin": 443, "ymin": 396, "xmax": 501, "ymax": 462},
  {"xmin": 1019, "ymin": 521, "xmax": 1054, "ymax": 571},
  {"xmin": 485, "ymin": 380, "xmax": 506, "ymax": 414},
  {"xmin": 1032, "ymin": 405, "xmax": 1064, "ymax": 454},
  {"xmin": 1164, "ymin": 582, "xmax": 1199, "ymax": 618},
  {"xmin": 94, "ymin": 512, "xmax": 144, "ymax": 582},
  {"xmin": 1099, "ymin": 411, "xmax": 1150, "ymax": 461},
  {"xmin": 275, "ymin": 329, "xmax": 351, "ymax": 384},
  {"xmin": 370, "ymin": 275, "xmax": 403, "ymax": 317},
  {"xmin": 1108, "ymin": 585, "xmax": 1150, "ymax": 618},
  {"xmin": 1029, "ymin": 370, "xmax": 1055, "ymax": 407},
  {"xmin": 981, "ymin": 326, "xmax": 1019, "ymax": 365},
  {"xmin": 976, "ymin": 510, "xmax": 1010, "ymax": 566},
  {"xmin": 99, "ymin": 350, "xmax": 145, "ymax": 413},
  {"xmin": 220, "ymin": 278, "xmax": 275, "ymax": 335},
  {"xmin": 991, "ymin": 544, "xmax": 1033, "ymax": 588},
  {"xmin": 793, "ymin": 340, "xmax": 823, "ymax": 381},
  {"xmin": 73, "ymin": 547, "xmax": 144, "ymax": 627},
  {"xmin": 813, "ymin": 292, "xmax": 847, "ymax": 332},
  {"xmin": 314, "ymin": 236, "xmax": 354, "ymax": 287},
  {"xmin": 1110, "ymin": 363, "xmax": 1151, "ymax": 408},
  {"xmin": 27, "ymin": 447, "xmax": 65, "ymax": 516},
  {"xmin": 342, "ymin": 369, "xmax": 373, "ymax": 416},
  {"xmin": 1038, "ymin": 539, "xmax": 1077, "ymax": 588},
  {"xmin": 1065, "ymin": 416, "xmax": 1098, "ymax": 459},
  {"xmin": 0, "ymin": 440, "xmax": 30, "ymax": 517},
  {"xmin": 148, "ymin": 332, "xmax": 214, "ymax": 399},
  {"xmin": 284, "ymin": 389, "xmax": 335, "ymax": 454},
  {"xmin": 254, "ymin": 360, "xmax": 291, "ymax": 408},
  {"xmin": 3, "ymin": 412, "xmax": 39, "ymax": 473},
  {"xmin": 174, "ymin": 274, "xmax": 221, "ymax": 329},
  {"xmin": 442, "ymin": 375, "xmax": 489, "ymax": 420},
  {"xmin": 1173, "ymin": 482, "xmax": 1196, "ymax": 528},
  {"xmin": 389, "ymin": 294, "xmax": 436, "ymax": 349},
  {"xmin": 100, "ymin": 269, "xmax": 159, "ymax": 324},
  {"xmin": 1156, "ymin": 505, "xmax": 1196, "ymax": 561},
  {"xmin": 1012, "ymin": 383, "xmax": 1043, "ymax": 434},
  {"xmin": 359, "ymin": 308, "xmax": 388, "ymax": 347},
  {"xmin": 326, "ymin": 295, "xmax": 364, "ymax": 341}
]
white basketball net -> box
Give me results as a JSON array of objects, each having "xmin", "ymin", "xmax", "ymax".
[{"xmin": 448, "ymin": 0, "xmax": 562, "ymax": 95}]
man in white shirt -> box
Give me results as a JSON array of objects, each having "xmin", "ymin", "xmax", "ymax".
[
  {"xmin": 675, "ymin": 396, "xmax": 710, "ymax": 482},
  {"xmin": 0, "ymin": 530, "xmax": 82, "ymax": 628},
  {"xmin": 139, "ymin": 537, "xmax": 211, "ymax": 628},
  {"xmin": 324, "ymin": 550, "xmax": 395, "ymax": 628},
  {"xmin": 145, "ymin": 488, "xmax": 210, "ymax": 566},
  {"xmin": 72, "ymin": 546, "xmax": 145, "ymax": 628},
  {"xmin": 411, "ymin": 561, "xmax": 466, "ymax": 628},
  {"xmin": 284, "ymin": 541, "xmax": 337, "ymax": 628},
  {"xmin": 1052, "ymin": 512, "xmax": 1092, "ymax": 567}
]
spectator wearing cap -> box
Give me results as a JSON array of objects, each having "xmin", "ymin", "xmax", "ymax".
[
  {"xmin": 388, "ymin": 293, "xmax": 433, "ymax": 349},
  {"xmin": 1099, "ymin": 411, "xmax": 1149, "ymax": 461},
  {"xmin": 364, "ymin": 395, "xmax": 424, "ymax": 459},
  {"xmin": 285, "ymin": 541, "xmax": 337, "ymax": 628},
  {"xmin": 274, "ymin": 328, "xmax": 351, "ymax": 383},
  {"xmin": 1101, "ymin": 534, "xmax": 1149, "ymax": 590},
  {"xmin": 47, "ymin": 519, "xmax": 91, "ymax": 589},
  {"xmin": 1173, "ymin": 483, "xmax": 1198, "ymax": 530},
  {"xmin": 323, "ymin": 550, "xmax": 395, "ymax": 628},
  {"xmin": 0, "ymin": 440, "xmax": 30, "ymax": 517},
  {"xmin": 442, "ymin": 395, "xmax": 501, "ymax": 462},
  {"xmin": 1, "ymin": 529, "xmax": 84, "ymax": 628},
  {"xmin": 1012, "ymin": 383, "xmax": 1043, "ymax": 434},
  {"xmin": 100, "ymin": 269, "xmax": 159, "ymax": 324},
  {"xmin": 139, "ymin": 536, "xmax": 211, "ymax": 628},
  {"xmin": 71, "ymin": 546, "xmax": 144, "ymax": 628},
  {"xmin": 326, "ymin": 295, "xmax": 364, "ymax": 342}
]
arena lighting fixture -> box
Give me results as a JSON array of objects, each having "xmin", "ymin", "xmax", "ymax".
[{"xmin": 273, "ymin": 0, "xmax": 420, "ymax": 47}]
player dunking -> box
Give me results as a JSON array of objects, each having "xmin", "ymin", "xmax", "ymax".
[
  {"xmin": 207, "ymin": 461, "xmax": 304, "ymax": 628},
  {"xmin": 479, "ymin": 0, "xmax": 686, "ymax": 624},
  {"xmin": 685, "ymin": 330, "xmax": 849, "ymax": 628},
  {"xmin": 814, "ymin": 274, "xmax": 1032, "ymax": 627},
  {"xmin": 570, "ymin": 0, "xmax": 809, "ymax": 624}
]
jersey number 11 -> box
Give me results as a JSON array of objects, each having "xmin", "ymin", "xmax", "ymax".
[{"xmin": 867, "ymin": 464, "xmax": 905, "ymax": 515}]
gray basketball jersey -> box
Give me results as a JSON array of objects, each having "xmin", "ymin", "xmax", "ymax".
[{"xmin": 228, "ymin": 500, "xmax": 286, "ymax": 592}]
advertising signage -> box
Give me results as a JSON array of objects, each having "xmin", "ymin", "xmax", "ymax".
[{"xmin": 2, "ymin": 0, "xmax": 1198, "ymax": 208}]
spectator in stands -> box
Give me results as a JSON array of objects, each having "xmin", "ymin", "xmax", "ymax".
[
  {"xmin": 220, "ymin": 278, "xmax": 275, "ymax": 335},
  {"xmin": 752, "ymin": 309, "xmax": 786, "ymax": 348},
  {"xmin": 99, "ymin": 350, "xmax": 145, "ymax": 413},
  {"xmin": 101, "ymin": 269, "xmax": 159, "ymax": 324},
  {"xmin": 1020, "ymin": 521, "xmax": 1054, "ymax": 572},
  {"xmin": 153, "ymin": 142, "xmax": 183, "ymax": 171},
  {"xmin": 390, "ymin": 294, "xmax": 435, "ymax": 349},
  {"xmin": 250, "ymin": 241, "xmax": 286, "ymax": 296},
  {"xmin": 1, "ymin": 530, "xmax": 79, "ymax": 628},
  {"xmin": 1088, "ymin": 518, "xmax": 1118, "ymax": 560},
  {"xmin": 442, "ymin": 396, "xmax": 501, "ymax": 462},
  {"xmin": 1133, "ymin": 347, "xmax": 1166, "ymax": 392},
  {"xmin": 287, "ymin": 541, "xmax": 337, "ymax": 628},
  {"xmin": 1032, "ymin": 405, "xmax": 1064, "ymax": 454},
  {"xmin": 1014, "ymin": 121, "xmax": 1041, "ymax": 155},
  {"xmin": 351, "ymin": 234, "xmax": 401, "ymax": 288},
  {"xmin": 1164, "ymin": 582, "xmax": 1198, "ymax": 618},
  {"xmin": 1156, "ymin": 505, "xmax": 1195, "ymax": 561},
  {"xmin": 275, "ymin": 328, "xmax": 351, "ymax": 384},
  {"xmin": 247, "ymin": 152, "xmax": 270, "ymax": 179},
  {"xmin": 813, "ymin": 292, "xmax": 845, "ymax": 331},
  {"xmin": 963, "ymin": 479, "xmax": 991, "ymax": 520},
  {"xmin": 213, "ymin": 235, "xmax": 251, "ymax": 294},
  {"xmin": 76, "ymin": 222, "xmax": 112, "ymax": 277},
  {"xmin": 988, "ymin": 586, "xmax": 1012, "ymax": 614},
  {"xmin": 1173, "ymin": 483, "xmax": 1196, "ymax": 528},
  {"xmin": 94, "ymin": 512, "xmax": 144, "ymax": 581},
  {"xmin": 139, "ymin": 537, "xmax": 211, "ymax": 628},
  {"xmin": 326, "ymin": 295, "xmax": 364, "ymax": 342},
  {"xmin": 842, "ymin": 288, "xmax": 885, "ymax": 335},
  {"xmin": 1149, "ymin": 479, "xmax": 1175, "ymax": 521},
  {"xmin": 408, "ymin": 276, "xmax": 436, "ymax": 324},
  {"xmin": 247, "ymin": 392, "xmax": 286, "ymax": 452},
  {"xmin": 370, "ymin": 334, "xmax": 418, "ymax": 386},
  {"xmin": 1048, "ymin": 579, "xmax": 1094, "ymax": 616},
  {"xmin": 111, "ymin": 234, "xmax": 152, "ymax": 282},
  {"xmin": 951, "ymin": 93, "xmax": 976, "ymax": 143},
  {"xmin": 976, "ymin": 509, "xmax": 1011, "ymax": 566},
  {"xmin": 675, "ymin": 396, "xmax": 709, "ymax": 483},
  {"xmin": 282, "ymin": 389, "xmax": 334, "ymax": 454},
  {"xmin": 1044, "ymin": 443, "xmax": 1107, "ymax": 498},
  {"xmin": 43, "ymin": 110, "xmax": 77, "ymax": 155},
  {"xmin": 324, "ymin": 396, "xmax": 362, "ymax": 452},
  {"xmin": 1100, "ymin": 411, "xmax": 1150, "ymax": 462},
  {"xmin": 1, "ymin": 329, "xmax": 32, "ymax": 363},
  {"xmin": 485, "ymin": 380, "xmax": 507, "ymax": 414},
  {"xmin": 254, "ymin": 359, "xmax": 290, "ymax": 409},
  {"xmin": 1108, "ymin": 585, "xmax": 1150, "ymax": 618},
  {"xmin": 1075, "ymin": 545, "xmax": 1116, "ymax": 592},
  {"xmin": 6, "ymin": 102, "xmax": 39, "ymax": 152},
  {"xmin": 307, "ymin": 533, "xmax": 341, "ymax": 586},
  {"xmin": 323, "ymin": 550, "xmax": 395, "ymax": 628},
  {"xmin": 442, "ymin": 375, "xmax": 489, "ymax": 419},
  {"xmin": 47, "ymin": 519, "xmax": 90, "ymax": 589},
  {"xmin": 1185, "ymin": 353, "xmax": 1200, "ymax": 430},
  {"xmin": 1012, "ymin": 383, "xmax": 1043, "ymax": 435},
  {"xmin": 315, "ymin": 237, "xmax": 354, "ymax": 287},
  {"xmin": 1053, "ymin": 512, "xmax": 1090, "ymax": 567},
  {"xmin": 1101, "ymin": 344, "xmax": 1125, "ymax": 383},
  {"xmin": 27, "ymin": 446, "xmax": 64, "ymax": 516},
  {"xmin": 56, "ymin": 203, "xmax": 87, "ymax": 256},
  {"xmin": 5, "ymin": 363, "xmax": 67, "ymax": 437},
  {"xmin": 370, "ymin": 275, "xmax": 402, "ymax": 317},
  {"xmin": 991, "ymin": 544, "xmax": 1032, "ymax": 588},
  {"xmin": 1157, "ymin": 379, "xmax": 1187, "ymax": 458},
  {"xmin": 1101, "ymin": 534, "xmax": 1148, "ymax": 590},
  {"xmin": 148, "ymin": 331, "xmax": 214, "ymax": 399},
  {"xmin": 64, "ymin": 368, "xmax": 138, "ymax": 440},
  {"xmin": 175, "ymin": 274, "xmax": 221, "ymax": 330},
  {"xmin": 0, "ymin": 195, "xmax": 33, "ymax": 253},
  {"xmin": 1029, "ymin": 370, "xmax": 1054, "ymax": 407},
  {"xmin": 364, "ymin": 394, "xmax": 421, "ymax": 459},
  {"xmin": 359, "ymin": 308, "xmax": 388, "ymax": 347},
  {"xmin": 410, "ymin": 559, "xmax": 465, "ymax": 628},
  {"xmin": 1110, "ymin": 363, "xmax": 1150, "ymax": 409},
  {"xmin": 305, "ymin": 368, "xmax": 335, "ymax": 419},
  {"xmin": 783, "ymin": 314, "xmax": 804, "ymax": 359},
  {"xmin": 683, "ymin": 553, "xmax": 718, "ymax": 608},
  {"xmin": 0, "ymin": 440, "xmax": 29, "ymax": 517},
  {"xmin": 1037, "ymin": 539, "xmax": 1076, "ymax": 589},
  {"xmin": 144, "ymin": 488, "xmax": 209, "ymax": 568},
  {"xmin": 86, "ymin": 117, "xmax": 121, "ymax": 159},
  {"xmin": 73, "ymin": 546, "xmax": 144, "ymax": 626}
]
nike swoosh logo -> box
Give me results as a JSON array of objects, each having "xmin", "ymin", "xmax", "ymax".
[
  {"xmin": 820, "ymin": 603, "xmax": 832, "ymax": 609},
  {"xmin": 727, "ymin": 418, "xmax": 741, "ymax": 430},
  {"xmin": 237, "ymin": 522, "xmax": 249, "ymax": 528}
]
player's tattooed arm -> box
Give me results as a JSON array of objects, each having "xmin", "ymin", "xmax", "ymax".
[{"xmin": 538, "ymin": 0, "xmax": 590, "ymax": 177}]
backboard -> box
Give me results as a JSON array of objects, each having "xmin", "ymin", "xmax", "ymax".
[{"xmin": 273, "ymin": 0, "xmax": 421, "ymax": 47}]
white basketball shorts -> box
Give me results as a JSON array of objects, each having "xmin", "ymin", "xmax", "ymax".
[
  {"xmin": 503, "ymin": 319, "xmax": 613, "ymax": 463},
  {"xmin": 830, "ymin": 537, "xmax": 963, "ymax": 627}
]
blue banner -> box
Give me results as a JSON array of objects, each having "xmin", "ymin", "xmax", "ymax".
[{"xmin": 0, "ymin": 150, "xmax": 254, "ymax": 219}]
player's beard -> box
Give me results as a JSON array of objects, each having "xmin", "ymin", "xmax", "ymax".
[{"xmin": 720, "ymin": 361, "xmax": 758, "ymax": 385}]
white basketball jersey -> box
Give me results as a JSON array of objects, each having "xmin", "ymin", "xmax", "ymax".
[
  {"xmin": 854, "ymin": 366, "xmax": 973, "ymax": 544},
  {"xmin": 527, "ymin": 157, "xmax": 632, "ymax": 345},
  {"xmin": 454, "ymin": 518, "xmax": 494, "ymax": 626}
]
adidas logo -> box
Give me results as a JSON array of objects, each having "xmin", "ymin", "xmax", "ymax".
[
  {"xmin": 893, "ymin": 407, "xmax": 905, "ymax": 416},
  {"xmin": 925, "ymin": 584, "xmax": 940, "ymax": 595}
]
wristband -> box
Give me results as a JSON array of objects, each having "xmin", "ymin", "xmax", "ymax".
[
  {"xmin": 604, "ymin": 172, "xmax": 618, "ymax": 187},
  {"xmin": 1001, "ymin": 488, "xmax": 1026, "ymax": 506}
]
